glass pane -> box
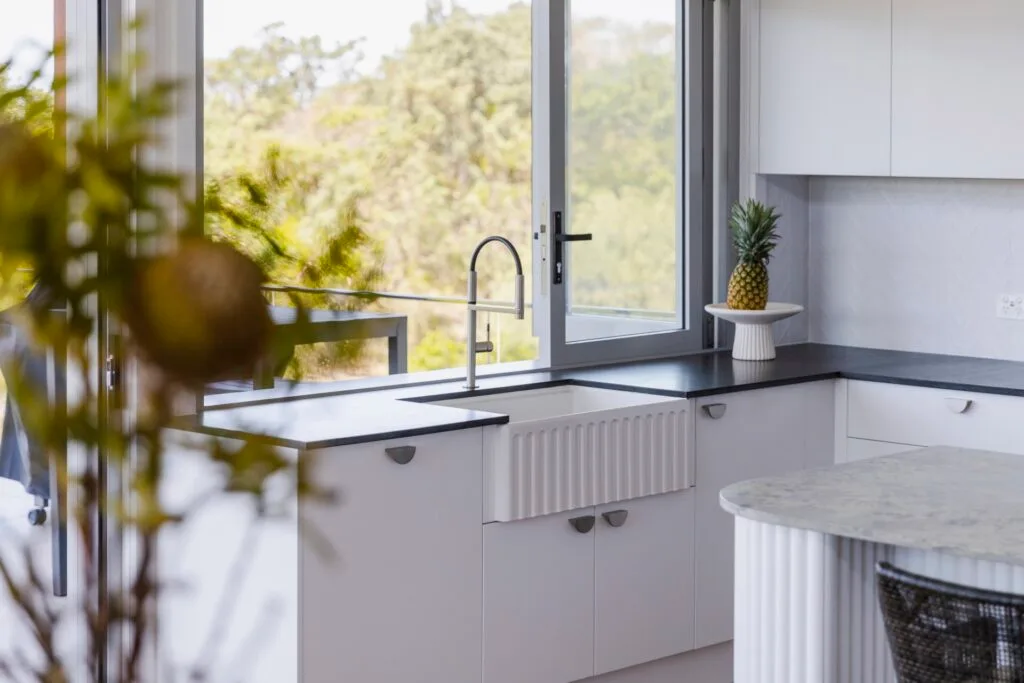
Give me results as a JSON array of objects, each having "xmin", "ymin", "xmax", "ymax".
[
  {"xmin": 565, "ymin": 0, "xmax": 680, "ymax": 343},
  {"xmin": 203, "ymin": 0, "xmax": 535, "ymax": 393}
]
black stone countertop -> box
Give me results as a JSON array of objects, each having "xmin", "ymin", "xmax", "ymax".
[{"xmin": 175, "ymin": 343, "xmax": 1024, "ymax": 449}]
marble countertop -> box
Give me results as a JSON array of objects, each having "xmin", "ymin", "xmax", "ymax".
[
  {"xmin": 721, "ymin": 447, "xmax": 1024, "ymax": 566},
  {"xmin": 177, "ymin": 343, "xmax": 1024, "ymax": 450}
]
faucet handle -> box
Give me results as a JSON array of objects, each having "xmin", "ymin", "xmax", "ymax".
[{"xmin": 514, "ymin": 274, "xmax": 525, "ymax": 320}]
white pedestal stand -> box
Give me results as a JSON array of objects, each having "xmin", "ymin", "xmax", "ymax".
[{"xmin": 704, "ymin": 303, "xmax": 804, "ymax": 361}]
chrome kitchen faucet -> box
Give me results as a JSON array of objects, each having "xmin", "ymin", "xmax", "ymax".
[{"xmin": 465, "ymin": 236, "xmax": 524, "ymax": 390}]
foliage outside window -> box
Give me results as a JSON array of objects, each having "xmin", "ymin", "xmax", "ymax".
[{"xmin": 204, "ymin": 2, "xmax": 681, "ymax": 379}]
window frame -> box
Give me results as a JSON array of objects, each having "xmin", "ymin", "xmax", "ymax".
[
  {"xmin": 190, "ymin": 0, "xmax": 715, "ymax": 396},
  {"xmin": 534, "ymin": 0, "xmax": 712, "ymax": 369}
]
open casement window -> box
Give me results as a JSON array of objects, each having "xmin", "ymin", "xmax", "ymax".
[
  {"xmin": 533, "ymin": 0, "xmax": 709, "ymax": 368},
  {"xmin": 191, "ymin": 0, "xmax": 709, "ymax": 390}
]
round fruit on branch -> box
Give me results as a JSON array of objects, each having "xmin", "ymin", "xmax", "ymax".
[
  {"xmin": 726, "ymin": 199, "xmax": 781, "ymax": 311},
  {"xmin": 121, "ymin": 239, "xmax": 273, "ymax": 387}
]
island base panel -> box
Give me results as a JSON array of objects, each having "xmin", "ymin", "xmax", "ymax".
[{"xmin": 734, "ymin": 517, "xmax": 1024, "ymax": 683}]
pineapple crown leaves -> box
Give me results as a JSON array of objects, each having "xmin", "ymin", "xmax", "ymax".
[{"xmin": 729, "ymin": 199, "xmax": 781, "ymax": 266}]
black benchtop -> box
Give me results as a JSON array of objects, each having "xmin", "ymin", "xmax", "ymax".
[{"xmin": 175, "ymin": 343, "xmax": 1024, "ymax": 450}]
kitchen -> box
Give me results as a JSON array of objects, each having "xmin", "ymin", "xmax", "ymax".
[
  {"xmin": 3, "ymin": 0, "xmax": 1024, "ymax": 681},
  {"xmin": 163, "ymin": 0, "xmax": 1024, "ymax": 681}
]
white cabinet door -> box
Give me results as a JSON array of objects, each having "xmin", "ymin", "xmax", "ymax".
[
  {"xmin": 301, "ymin": 429, "xmax": 484, "ymax": 683},
  {"xmin": 847, "ymin": 380, "xmax": 1024, "ymax": 456},
  {"xmin": 483, "ymin": 509, "xmax": 596, "ymax": 683},
  {"xmin": 594, "ymin": 491, "xmax": 696, "ymax": 676},
  {"xmin": 892, "ymin": 0, "xmax": 1024, "ymax": 179},
  {"xmin": 693, "ymin": 382, "xmax": 834, "ymax": 649},
  {"xmin": 758, "ymin": 0, "xmax": 892, "ymax": 176},
  {"xmin": 159, "ymin": 432, "xmax": 299, "ymax": 683},
  {"xmin": 846, "ymin": 438, "xmax": 921, "ymax": 463}
]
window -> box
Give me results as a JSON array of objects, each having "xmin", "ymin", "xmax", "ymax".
[
  {"xmin": 203, "ymin": 1, "xmax": 537, "ymax": 385},
  {"xmin": 540, "ymin": 0, "xmax": 706, "ymax": 366},
  {"xmin": 201, "ymin": 0, "xmax": 706, "ymax": 388}
]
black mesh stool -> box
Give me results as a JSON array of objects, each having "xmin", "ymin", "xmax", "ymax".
[{"xmin": 876, "ymin": 561, "xmax": 1024, "ymax": 682}]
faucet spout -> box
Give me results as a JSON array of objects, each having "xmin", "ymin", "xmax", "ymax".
[
  {"xmin": 467, "ymin": 235, "xmax": 525, "ymax": 320},
  {"xmin": 466, "ymin": 236, "xmax": 526, "ymax": 390},
  {"xmin": 470, "ymin": 236, "xmax": 524, "ymax": 276}
]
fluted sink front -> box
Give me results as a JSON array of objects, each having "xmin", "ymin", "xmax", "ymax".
[{"xmin": 425, "ymin": 385, "xmax": 693, "ymax": 521}]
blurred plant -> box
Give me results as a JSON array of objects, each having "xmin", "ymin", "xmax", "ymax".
[
  {"xmin": 0, "ymin": 36, "xmax": 368, "ymax": 681},
  {"xmin": 205, "ymin": 144, "xmax": 383, "ymax": 376}
]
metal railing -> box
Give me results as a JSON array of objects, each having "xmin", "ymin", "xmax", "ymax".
[
  {"xmin": 262, "ymin": 283, "xmax": 676, "ymax": 369},
  {"xmin": 261, "ymin": 283, "xmax": 676, "ymax": 320}
]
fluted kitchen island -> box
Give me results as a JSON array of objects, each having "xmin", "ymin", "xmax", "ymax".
[{"xmin": 721, "ymin": 447, "xmax": 1024, "ymax": 683}]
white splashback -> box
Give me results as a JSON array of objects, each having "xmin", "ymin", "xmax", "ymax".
[
  {"xmin": 808, "ymin": 176, "xmax": 1024, "ymax": 360},
  {"xmin": 766, "ymin": 175, "xmax": 811, "ymax": 345}
]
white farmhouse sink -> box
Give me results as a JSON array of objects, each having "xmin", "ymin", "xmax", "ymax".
[
  {"xmin": 425, "ymin": 385, "xmax": 693, "ymax": 522},
  {"xmin": 430, "ymin": 384, "xmax": 671, "ymax": 421}
]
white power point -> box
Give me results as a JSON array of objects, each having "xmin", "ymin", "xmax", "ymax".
[{"xmin": 997, "ymin": 294, "xmax": 1024, "ymax": 320}]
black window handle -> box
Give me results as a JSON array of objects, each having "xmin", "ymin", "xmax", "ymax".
[{"xmin": 552, "ymin": 210, "xmax": 594, "ymax": 285}]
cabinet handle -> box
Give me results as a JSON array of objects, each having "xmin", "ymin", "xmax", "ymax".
[
  {"xmin": 385, "ymin": 446, "xmax": 416, "ymax": 465},
  {"xmin": 944, "ymin": 398, "xmax": 973, "ymax": 414},
  {"xmin": 602, "ymin": 510, "xmax": 628, "ymax": 528},
  {"xmin": 568, "ymin": 515, "xmax": 596, "ymax": 534},
  {"xmin": 702, "ymin": 403, "xmax": 727, "ymax": 420}
]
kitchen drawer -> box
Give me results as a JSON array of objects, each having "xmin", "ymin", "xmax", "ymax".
[{"xmin": 847, "ymin": 381, "xmax": 1024, "ymax": 455}]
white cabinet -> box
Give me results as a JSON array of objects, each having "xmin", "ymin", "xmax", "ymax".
[
  {"xmin": 845, "ymin": 437, "xmax": 921, "ymax": 463},
  {"xmin": 483, "ymin": 509, "xmax": 596, "ymax": 683},
  {"xmin": 846, "ymin": 381, "xmax": 1024, "ymax": 454},
  {"xmin": 891, "ymin": 0, "xmax": 1024, "ymax": 179},
  {"xmin": 758, "ymin": 0, "xmax": 892, "ymax": 176},
  {"xmin": 301, "ymin": 429, "xmax": 484, "ymax": 683},
  {"xmin": 158, "ymin": 433, "xmax": 299, "ymax": 683},
  {"xmin": 693, "ymin": 382, "xmax": 835, "ymax": 649},
  {"xmin": 483, "ymin": 491, "xmax": 696, "ymax": 683},
  {"xmin": 594, "ymin": 492, "xmax": 695, "ymax": 675}
]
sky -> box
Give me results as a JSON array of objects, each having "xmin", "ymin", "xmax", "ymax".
[
  {"xmin": 0, "ymin": 2, "xmax": 52, "ymax": 73},
  {"xmin": 2, "ymin": 0, "xmax": 672, "ymax": 74}
]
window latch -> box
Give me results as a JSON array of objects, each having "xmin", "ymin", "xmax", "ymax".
[{"xmin": 552, "ymin": 211, "xmax": 593, "ymax": 285}]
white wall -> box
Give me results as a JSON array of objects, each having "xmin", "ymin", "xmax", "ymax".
[
  {"xmin": 765, "ymin": 175, "xmax": 810, "ymax": 344},
  {"xmin": 808, "ymin": 176, "xmax": 1024, "ymax": 360}
]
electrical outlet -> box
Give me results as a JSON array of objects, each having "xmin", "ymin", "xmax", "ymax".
[{"xmin": 997, "ymin": 293, "xmax": 1024, "ymax": 320}]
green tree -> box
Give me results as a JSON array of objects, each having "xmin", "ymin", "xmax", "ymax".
[{"xmin": 202, "ymin": 3, "xmax": 680, "ymax": 375}]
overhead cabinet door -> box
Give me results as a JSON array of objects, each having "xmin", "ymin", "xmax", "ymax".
[
  {"xmin": 758, "ymin": 0, "xmax": 892, "ymax": 176},
  {"xmin": 891, "ymin": 0, "xmax": 1024, "ymax": 179}
]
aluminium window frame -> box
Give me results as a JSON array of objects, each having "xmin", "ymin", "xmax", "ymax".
[
  {"xmin": 187, "ymin": 0, "xmax": 719, "ymax": 406},
  {"xmin": 534, "ymin": 0, "xmax": 713, "ymax": 370}
]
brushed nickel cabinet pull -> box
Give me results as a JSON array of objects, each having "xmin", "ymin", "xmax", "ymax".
[
  {"xmin": 569, "ymin": 515, "xmax": 596, "ymax": 534},
  {"xmin": 385, "ymin": 446, "xmax": 416, "ymax": 465},
  {"xmin": 602, "ymin": 510, "xmax": 629, "ymax": 528},
  {"xmin": 944, "ymin": 398, "xmax": 972, "ymax": 414},
  {"xmin": 702, "ymin": 403, "xmax": 727, "ymax": 420}
]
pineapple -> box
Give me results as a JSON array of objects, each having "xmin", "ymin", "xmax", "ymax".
[{"xmin": 726, "ymin": 199, "xmax": 781, "ymax": 310}]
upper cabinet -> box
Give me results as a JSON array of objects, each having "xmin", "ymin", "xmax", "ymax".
[
  {"xmin": 756, "ymin": 0, "xmax": 1024, "ymax": 180},
  {"xmin": 757, "ymin": 0, "xmax": 892, "ymax": 176},
  {"xmin": 891, "ymin": 0, "xmax": 1024, "ymax": 179}
]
